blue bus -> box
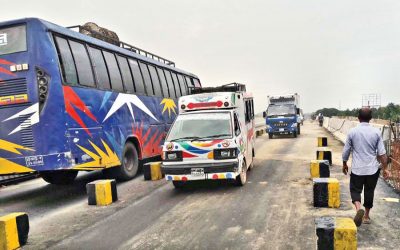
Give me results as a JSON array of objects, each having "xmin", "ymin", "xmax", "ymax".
[{"xmin": 0, "ymin": 18, "xmax": 201, "ymax": 184}]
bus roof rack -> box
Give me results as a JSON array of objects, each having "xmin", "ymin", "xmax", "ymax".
[
  {"xmin": 190, "ymin": 83, "xmax": 246, "ymax": 94},
  {"xmin": 67, "ymin": 25, "xmax": 176, "ymax": 67}
]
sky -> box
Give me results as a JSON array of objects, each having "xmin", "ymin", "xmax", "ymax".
[{"xmin": 1, "ymin": 0, "xmax": 400, "ymax": 113}]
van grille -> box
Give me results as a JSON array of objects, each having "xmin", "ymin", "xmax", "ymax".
[
  {"xmin": 18, "ymin": 114, "xmax": 35, "ymax": 148},
  {"xmin": 0, "ymin": 78, "xmax": 29, "ymax": 109}
]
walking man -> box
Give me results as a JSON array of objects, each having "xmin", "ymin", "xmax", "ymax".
[{"xmin": 342, "ymin": 108, "xmax": 390, "ymax": 227}]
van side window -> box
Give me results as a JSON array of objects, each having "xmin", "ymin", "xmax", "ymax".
[
  {"xmin": 234, "ymin": 113, "xmax": 241, "ymax": 136},
  {"xmin": 148, "ymin": 65, "xmax": 163, "ymax": 97},
  {"xmin": 139, "ymin": 62, "xmax": 154, "ymax": 95},
  {"xmin": 54, "ymin": 36, "xmax": 78, "ymax": 85},
  {"xmin": 116, "ymin": 55, "xmax": 135, "ymax": 93},
  {"xmin": 245, "ymin": 100, "xmax": 250, "ymax": 123},
  {"xmin": 69, "ymin": 40, "xmax": 95, "ymax": 87},
  {"xmin": 128, "ymin": 59, "xmax": 145, "ymax": 94},
  {"xmin": 89, "ymin": 47, "xmax": 111, "ymax": 89}
]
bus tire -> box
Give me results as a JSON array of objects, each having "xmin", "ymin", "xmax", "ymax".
[
  {"xmin": 113, "ymin": 142, "xmax": 139, "ymax": 181},
  {"xmin": 41, "ymin": 171, "xmax": 78, "ymax": 185},
  {"xmin": 235, "ymin": 161, "xmax": 247, "ymax": 186},
  {"xmin": 268, "ymin": 133, "xmax": 273, "ymax": 139},
  {"xmin": 173, "ymin": 181, "xmax": 185, "ymax": 189}
]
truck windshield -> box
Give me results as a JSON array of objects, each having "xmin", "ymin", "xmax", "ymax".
[
  {"xmin": 267, "ymin": 104, "xmax": 296, "ymax": 117},
  {"xmin": 167, "ymin": 112, "xmax": 232, "ymax": 141},
  {"xmin": 0, "ymin": 25, "xmax": 27, "ymax": 55}
]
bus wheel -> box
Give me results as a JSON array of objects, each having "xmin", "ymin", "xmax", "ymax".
[
  {"xmin": 173, "ymin": 181, "xmax": 186, "ymax": 189},
  {"xmin": 235, "ymin": 161, "xmax": 247, "ymax": 186},
  {"xmin": 41, "ymin": 171, "xmax": 78, "ymax": 185},
  {"xmin": 112, "ymin": 142, "xmax": 139, "ymax": 181}
]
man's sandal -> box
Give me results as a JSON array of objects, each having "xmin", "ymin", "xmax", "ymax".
[
  {"xmin": 354, "ymin": 209, "xmax": 365, "ymax": 227},
  {"xmin": 362, "ymin": 217, "xmax": 371, "ymax": 224}
]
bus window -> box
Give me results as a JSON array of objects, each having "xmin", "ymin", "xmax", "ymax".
[
  {"xmin": 54, "ymin": 36, "xmax": 78, "ymax": 85},
  {"xmin": 68, "ymin": 40, "xmax": 95, "ymax": 87},
  {"xmin": 163, "ymin": 70, "xmax": 176, "ymax": 98},
  {"xmin": 156, "ymin": 67, "xmax": 169, "ymax": 97},
  {"xmin": 177, "ymin": 74, "xmax": 187, "ymax": 96},
  {"xmin": 128, "ymin": 59, "xmax": 145, "ymax": 95},
  {"xmin": 171, "ymin": 72, "xmax": 182, "ymax": 97},
  {"xmin": 103, "ymin": 51, "xmax": 124, "ymax": 92},
  {"xmin": 193, "ymin": 78, "xmax": 201, "ymax": 87},
  {"xmin": 185, "ymin": 76, "xmax": 194, "ymax": 87},
  {"xmin": 89, "ymin": 47, "xmax": 111, "ymax": 89},
  {"xmin": 139, "ymin": 62, "xmax": 154, "ymax": 95},
  {"xmin": 116, "ymin": 55, "xmax": 135, "ymax": 93},
  {"xmin": 148, "ymin": 65, "xmax": 163, "ymax": 97}
]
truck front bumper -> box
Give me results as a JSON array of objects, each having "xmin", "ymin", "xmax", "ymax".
[{"xmin": 162, "ymin": 161, "xmax": 239, "ymax": 181}]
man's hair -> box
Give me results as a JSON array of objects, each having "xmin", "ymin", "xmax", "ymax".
[{"xmin": 358, "ymin": 108, "xmax": 372, "ymax": 122}]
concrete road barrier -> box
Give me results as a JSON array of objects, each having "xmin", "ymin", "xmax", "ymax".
[
  {"xmin": 0, "ymin": 212, "xmax": 29, "ymax": 250},
  {"xmin": 317, "ymin": 137, "xmax": 328, "ymax": 147},
  {"xmin": 144, "ymin": 162, "xmax": 163, "ymax": 181},
  {"xmin": 86, "ymin": 179, "xmax": 118, "ymax": 206},
  {"xmin": 315, "ymin": 217, "xmax": 357, "ymax": 250},
  {"xmin": 316, "ymin": 147, "xmax": 332, "ymax": 165},
  {"xmin": 310, "ymin": 160, "xmax": 330, "ymax": 178},
  {"xmin": 313, "ymin": 178, "xmax": 340, "ymax": 208}
]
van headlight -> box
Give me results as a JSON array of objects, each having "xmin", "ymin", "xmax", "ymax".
[
  {"xmin": 214, "ymin": 148, "xmax": 237, "ymax": 160},
  {"xmin": 164, "ymin": 151, "xmax": 183, "ymax": 162}
]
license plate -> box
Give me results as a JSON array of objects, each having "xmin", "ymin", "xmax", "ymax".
[
  {"xmin": 279, "ymin": 128, "xmax": 284, "ymax": 132},
  {"xmin": 191, "ymin": 168, "xmax": 204, "ymax": 176}
]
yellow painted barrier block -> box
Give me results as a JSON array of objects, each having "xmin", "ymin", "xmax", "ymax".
[
  {"xmin": 0, "ymin": 212, "xmax": 29, "ymax": 250},
  {"xmin": 86, "ymin": 179, "xmax": 118, "ymax": 206},
  {"xmin": 334, "ymin": 218, "xmax": 357, "ymax": 250},
  {"xmin": 310, "ymin": 160, "xmax": 330, "ymax": 178},
  {"xmin": 316, "ymin": 147, "xmax": 332, "ymax": 165},
  {"xmin": 328, "ymin": 178, "xmax": 340, "ymax": 208},
  {"xmin": 317, "ymin": 137, "xmax": 328, "ymax": 147},
  {"xmin": 144, "ymin": 162, "xmax": 163, "ymax": 181}
]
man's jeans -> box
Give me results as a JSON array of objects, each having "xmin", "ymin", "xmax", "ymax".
[{"xmin": 350, "ymin": 169, "xmax": 380, "ymax": 208}]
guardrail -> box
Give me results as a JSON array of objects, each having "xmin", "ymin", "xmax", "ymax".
[{"xmin": 323, "ymin": 117, "xmax": 399, "ymax": 192}]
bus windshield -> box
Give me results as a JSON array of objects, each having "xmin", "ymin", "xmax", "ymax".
[
  {"xmin": 167, "ymin": 112, "xmax": 232, "ymax": 141},
  {"xmin": 0, "ymin": 25, "xmax": 27, "ymax": 55},
  {"xmin": 267, "ymin": 104, "xmax": 296, "ymax": 117}
]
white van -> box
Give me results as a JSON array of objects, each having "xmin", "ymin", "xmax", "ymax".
[{"xmin": 161, "ymin": 83, "xmax": 255, "ymax": 188}]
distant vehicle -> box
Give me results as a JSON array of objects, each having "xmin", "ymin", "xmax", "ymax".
[
  {"xmin": 317, "ymin": 113, "xmax": 324, "ymax": 127},
  {"xmin": 263, "ymin": 93, "xmax": 301, "ymax": 138},
  {"xmin": 161, "ymin": 83, "xmax": 255, "ymax": 188},
  {"xmin": 0, "ymin": 18, "xmax": 201, "ymax": 184}
]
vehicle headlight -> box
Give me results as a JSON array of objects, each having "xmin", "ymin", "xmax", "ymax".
[
  {"xmin": 291, "ymin": 123, "xmax": 298, "ymax": 127},
  {"xmin": 213, "ymin": 148, "xmax": 237, "ymax": 160},
  {"xmin": 164, "ymin": 151, "xmax": 183, "ymax": 162},
  {"xmin": 266, "ymin": 125, "xmax": 271, "ymax": 129}
]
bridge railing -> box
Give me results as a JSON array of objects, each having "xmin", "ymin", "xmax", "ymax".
[{"xmin": 323, "ymin": 117, "xmax": 400, "ymax": 191}]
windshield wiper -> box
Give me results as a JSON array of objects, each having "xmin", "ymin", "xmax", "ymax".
[
  {"xmin": 170, "ymin": 136, "xmax": 202, "ymax": 142},
  {"xmin": 200, "ymin": 134, "xmax": 232, "ymax": 140}
]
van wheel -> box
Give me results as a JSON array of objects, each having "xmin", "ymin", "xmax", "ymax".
[
  {"xmin": 173, "ymin": 181, "xmax": 185, "ymax": 189},
  {"xmin": 41, "ymin": 171, "xmax": 78, "ymax": 185},
  {"xmin": 235, "ymin": 161, "xmax": 247, "ymax": 186},
  {"xmin": 249, "ymin": 149, "xmax": 255, "ymax": 171},
  {"xmin": 105, "ymin": 142, "xmax": 139, "ymax": 181},
  {"xmin": 268, "ymin": 133, "xmax": 273, "ymax": 139}
]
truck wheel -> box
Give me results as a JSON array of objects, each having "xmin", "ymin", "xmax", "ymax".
[
  {"xmin": 268, "ymin": 133, "xmax": 273, "ymax": 139},
  {"xmin": 173, "ymin": 181, "xmax": 185, "ymax": 189},
  {"xmin": 235, "ymin": 161, "xmax": 247, "ymax": 186},
  {"xmin": 41, "ymin": 171, "xmax": 78, "ymax": 185},
  {"xmin": 293, "ymin": 131, "xmax": 297, "ymax": 138},
  {"xmin": 105, "ymin": 142, "xmax": 139, "ymax": 181},
  {"xmin": 297, "ymin": 124, "xmax": 301, "ymax": 135}
]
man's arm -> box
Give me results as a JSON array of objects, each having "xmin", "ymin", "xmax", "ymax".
[{"xmin": 342, "ymin": 133, "xmax": 352, "ymax": 175}]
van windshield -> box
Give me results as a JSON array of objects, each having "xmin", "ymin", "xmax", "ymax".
[
  {"xmin": 167, "ymin": 112, "xmax": 232, "ymax": 141},
  {"xmin": 0, "ymin": 25, "xmax": 27, "ymax": 55}
]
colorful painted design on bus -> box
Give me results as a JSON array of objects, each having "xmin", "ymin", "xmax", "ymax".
[{"xmin": 0, "ymin": 18, "xmax": 201, "ymax": 176}]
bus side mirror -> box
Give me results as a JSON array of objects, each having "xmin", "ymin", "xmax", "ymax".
[
  {"xmin": 263, "ymin": 111, "xmax": 266, "ymax": 118},
  {"xmin": 296, "ymin": 108, "xmax": 300, "ymax": 115}
]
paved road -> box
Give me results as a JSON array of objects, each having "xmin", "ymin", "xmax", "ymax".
[{"xmin": 1, "ymin": 121, "xmax": 399, "ymax": 249}]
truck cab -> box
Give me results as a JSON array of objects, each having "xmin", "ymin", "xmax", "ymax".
[
  {"xmin": 161, "ymin": 83, "xmax": 255, "ymax": 188},
  {"xmin": 263, "ymin": 94, "xmax": 301, "ymax": 138}
]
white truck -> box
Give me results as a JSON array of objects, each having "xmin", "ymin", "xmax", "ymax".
[{"xmin": 161, "ymin": 83, "xmax": 255, "ymax": 188}]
